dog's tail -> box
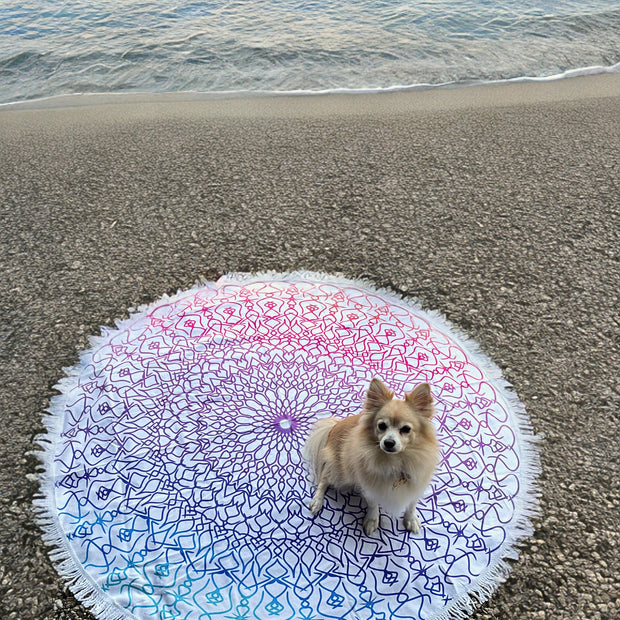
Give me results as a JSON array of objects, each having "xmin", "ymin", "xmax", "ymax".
[{"xmin": 302, "ymin": 417, "xmax": 337, "ymax": 484}]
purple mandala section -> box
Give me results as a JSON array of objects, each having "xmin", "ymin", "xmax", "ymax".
[{"xmin": 36, "ymin": 272, "xmax": 540, "ymax": 620}]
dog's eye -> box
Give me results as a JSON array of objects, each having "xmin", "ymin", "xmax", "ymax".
[
  {"xmin": 400, "ymin": 426, "xmax": 411, "ymax": 434},
  {"xmin": 377, "ymin": 422, "xmax": 387, "ymax": 432}
]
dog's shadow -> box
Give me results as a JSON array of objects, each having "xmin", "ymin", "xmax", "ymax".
[{"xmin": 306, "ymin": 488, "xmax": 408, "ymax": 540}]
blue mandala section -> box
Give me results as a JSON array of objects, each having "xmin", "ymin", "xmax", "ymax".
[{"xmin": 38, "ymin": 273, "xmax": 539, "ymax": 620}]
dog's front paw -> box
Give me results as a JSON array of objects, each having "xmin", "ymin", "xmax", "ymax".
[
  {"xmin": 403, "ymin": 513, "xmax": 421, "ymax": 534},
  {"xmin": 363, "ymin": 515, "xmax": 379, "ymax": 536},
  {"xmin": 309, "ymin": 495, "xmax": 323, "ymax": 516}
]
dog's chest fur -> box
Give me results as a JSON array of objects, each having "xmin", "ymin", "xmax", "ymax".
[{"xmin": 325, "ymin": 414, "xmax": 431, "ymax": 515}]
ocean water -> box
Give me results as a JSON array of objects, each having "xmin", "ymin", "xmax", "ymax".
[{"xmin": 0, "ymin": 0, "xmax": 619, "ymax": 105}]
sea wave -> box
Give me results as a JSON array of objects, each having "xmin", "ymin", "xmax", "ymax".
[{"xmin": 0, "ymin": 0, "xmax": 619, "ymax": 105}]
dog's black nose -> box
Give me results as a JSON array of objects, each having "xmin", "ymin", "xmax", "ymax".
[{"xmin": 383, "ymin": 439, "xmax": 396, "ymax": 451}]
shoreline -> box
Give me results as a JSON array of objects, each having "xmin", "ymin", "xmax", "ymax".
[{"xmin": 1, "ymin": 72, "xmax": 619, "ymax": 119}]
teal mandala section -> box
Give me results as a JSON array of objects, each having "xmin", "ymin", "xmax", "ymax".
[{"xmin": 36, "ymin": 272, "xmax": 539, "ymax": 620}]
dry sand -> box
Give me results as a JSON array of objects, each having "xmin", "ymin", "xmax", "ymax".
[{"xmin": 1, "ymin": 73, "xmax": 619, "ymax": 619}]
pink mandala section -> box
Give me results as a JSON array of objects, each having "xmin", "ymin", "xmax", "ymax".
[{"xmin": 36, "ymin": 271, "xmax": 540, "ymax": 620}]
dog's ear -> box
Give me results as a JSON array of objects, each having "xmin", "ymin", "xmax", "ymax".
[
  {"xmin": 364, "ymin": 378, "xmax": 394, "ymax": 413},
  {"xmin": 406, "ymin": 383, "xmax": 434, "ymax": 418}
]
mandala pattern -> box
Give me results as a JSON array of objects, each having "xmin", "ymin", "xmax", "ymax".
[{"xmin": 38, "ymin": 272, "xmax": 538, "ymax": 620}]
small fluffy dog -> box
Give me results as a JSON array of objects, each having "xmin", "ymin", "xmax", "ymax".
[{"xmin": 303, "ymin": 378, "xmax": 439, "ymax": 535}]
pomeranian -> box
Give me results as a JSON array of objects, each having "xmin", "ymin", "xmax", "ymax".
[{"xmin": 303, "ymin": 378, "xmax": 439, "ymax": 535}]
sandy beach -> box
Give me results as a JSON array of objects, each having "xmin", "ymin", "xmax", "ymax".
[{"xmin": 1, "ymin": 74, "xmax": 618, "ymax": 619}]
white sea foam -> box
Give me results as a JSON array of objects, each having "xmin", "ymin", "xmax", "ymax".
[{"xmin": 2, "ymin": 61, "xmax": 618, "ymax": 111}]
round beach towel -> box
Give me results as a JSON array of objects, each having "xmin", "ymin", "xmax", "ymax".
[{"xmin": 36, "ymin": 272, "xmax": 539, "ymax": 620}]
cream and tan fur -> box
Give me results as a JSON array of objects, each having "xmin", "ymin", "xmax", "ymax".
[{"xmin": 303, "ymin": 378, "xmax": 439, "ymax": 535}]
